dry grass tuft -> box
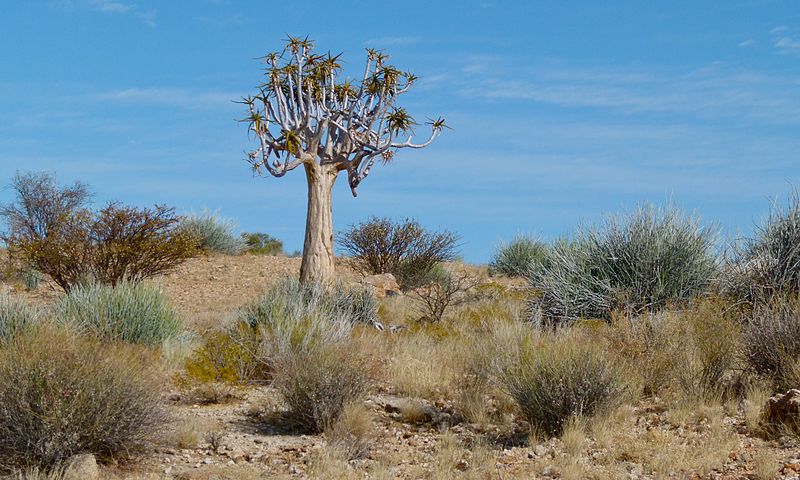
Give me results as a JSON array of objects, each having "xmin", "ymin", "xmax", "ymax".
[{"xmin": 324, "ymin": 402, "xmax": 375, "ymax": 461}]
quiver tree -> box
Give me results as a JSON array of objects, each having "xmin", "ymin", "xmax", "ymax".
[{"xmin": 241, "ymin": 36, "xmax": 447, "ymax": 284}]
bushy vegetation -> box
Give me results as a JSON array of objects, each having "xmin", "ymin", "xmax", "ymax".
[
  {"xmin": 489, "ymin": 235, "xmax": 548, "ymax": 278},
  {"xmin": 494, "ymin": 328, "xmax": 626, "ymax": 435},
  {"xmin": 242, "ymin": 232, "xmax": 283, "ymax": 255},
  {"xmin": 0, "ymin": 328, "xmax": 163, "ymax": 469},
  {"xmin": 723, "ymin": 190, "xmax": 800, "ymax": 305},
  {"xmin": 272, "ymin": 339, "xmax": 369, "ymax": 433},
  {"xmin": 179, "ymin": 211, "xmax": 247, "ymax": 255},
  {"xmin": 0, "ymin": 172, "xmax": 199, "ymax": 292},
  {"xmin": 0, "ymin": 295, "xmax": 40, "ymax": 344},
  {"xmin": 528, "ymin": 204, "xmax": 718, "ymax": 324},
  {"xmin": 240, "ymin": 276, "xmax": 377, "ymax": 334},
  {"xmin": 606, "ymin": 298, "xmax": 742, "ymax": 398},
  {"xmin": 237, "ymin": 278, "xmax": 372, "ymax": 432},
  {"xmin": 58, "ymin": 282, "xmax": 182, "ymax": 346},
  {"xmin": 744, "ymin": 299, "xmax": 800, "ymax": 390},
  {"xmin": 337, "ymin": 216, "xmax": 459, "ymax": 288}
]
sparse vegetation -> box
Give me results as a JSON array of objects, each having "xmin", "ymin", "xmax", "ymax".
[
  {"xmin": 409, "ymin": 267, "xmax": 481, "ymax": 322},
  {"xmin": 338, "ymin": 217, "xmax": 459, "ymax": 288},
  {"xmin": 241, "ymin": 232, "xmax": 284, "ymax": 255},
  {"xmin": 0, "ymin": 328, "xmax": 164, "ymax": 469},
  {"xmin": 179, "ymin": 211, "xmax": 247, "ymax": 255},
  {"xmin": 58, "ymin": 282, "xmax": 182, "ymax": 346},
  {"xmin": 744, "ymin": 298, "xmax": 800, "ymax": 390}
]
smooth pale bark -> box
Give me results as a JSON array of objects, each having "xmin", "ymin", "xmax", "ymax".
[{"xmin": 299, "ymin": 162, "xmax": 337, "ymax": 284}]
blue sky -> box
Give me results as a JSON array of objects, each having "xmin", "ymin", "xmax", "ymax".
[{"xmin": 1, "ymin": 1, "xmax": 799, "ymax": 262}]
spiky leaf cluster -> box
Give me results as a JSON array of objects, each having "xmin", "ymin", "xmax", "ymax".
[{"xmin": 240, "ymin": 36, "xmax": 447, "ymax": 196}]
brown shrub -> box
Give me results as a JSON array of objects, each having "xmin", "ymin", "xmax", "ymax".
[
  {"xmin": 337, "ymin": 216, "xmax": 458, "ymax": 288},
  {"xmin": 0, "ymin": 327, "xmax": 165, "ymax": 469},
  {"xmin": 1, "ymin": 172, "xmax": 199, "ymax": 292}
]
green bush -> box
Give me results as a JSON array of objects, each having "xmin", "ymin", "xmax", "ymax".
[
  {"xmin": 179, "ymin": 211, "xmax": 246, "ymax": 255},
  {"xmin": 745, "ymin": 299, "xmax": 800, "ymax": 390},
  {"xmin": 489, "ymin": 235, "xmax": 548, "ymax": 278},
  {"xmin": 495, "ymin": 330, "xmax": 626, "ymax": 436},
  {"xmin": 528, "ymin": 204, "xmax": 718, "ymax": 324},
  {"xmin": 58, "ymin": 282, "xmax": 182, "ymax": 346},
  {"xmin": 723, "ymin": 190, "xmax": 800, "ymax": 304},
  {"xmin": 241, "ymin": 232, "xmax": 283, "ymax": 255},
  {"xmin": 183, "ymin": 328, "xmax": 266, "ymax": 385},
  {"xmin": 0, "ymin": 295, "xmax": 40, "ymax": 344},
  {"xmin": 0, "ymin": 328, "xmax": 164, "ymax": 469}
]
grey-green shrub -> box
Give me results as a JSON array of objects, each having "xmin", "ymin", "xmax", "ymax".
[
  {"xmin": 0, "ymin": 295, "xmax": 39, "ymax": 344},
  {"xmin": 723, "ymin": 190, "xmax": 800, "ymax": 304},
  {"xmin": 240, "ymin": 277, "xmax": 377, "ymax": 335},
  {"xmin": 489, "ymin": 235, "xmax": 548, "ymax": 278},
  {"xmin": 528, "ymin": 204, "xmax": 718, "ymax": 324},
  {"xmin": 58, "ymin": 282, "xmax": 182, "ymax": 346},
  {"xmin": 494, "ymin": 330, "xmax": 626, "ymax": 436},
  {"xmin": 179, "ymin": 211, "xmax": 246, "ymax": 255},
  {"xmin": 239, "ymin": 278, "xmax": 372, "ymax": 432},
  {"xmin": 0, "ymin": 328, "xmax": 164, "ymax": 469}
]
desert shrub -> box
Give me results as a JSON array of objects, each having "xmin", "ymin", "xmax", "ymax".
[
  {"xmin": 89, "ymin": 203, "xmax": 200, "ymax": 285},
  {"xmin": 272, "ymin": 339, "xmax": 369, "ymax": 433},
  {"xmin": 528, "ymin": 204, "xmax": 718, "ymax": 324},
  {"xmin": 337, "ymin": 216, "xmax": 459, "ymax": 288},
  {"xmin": 0, "ymin": 295, "xmax": 40, "ymax": 344},
  {"xmin": 409, "ymin": 267, "xmax": 481, "ymax": 322},
  {"xmin": 241, "ymin": 232, "xmax": 283, "ymax": 255},
  {"xmin": 722, "ymin": 190, "xmax": 800, "ymax": 304},
  {"xmin": 240, "ymin": 277, "xmax": 376, "ymax": 335},
  {"xmin": 0, "ymin": 328, "xmax": 164, "ymax": 469},
  {"xmin": 179, "ymin": 211, "xmax": 246, "ymax": 255},
  {"xmin": 58, "ymin": 282, "xmax": 182, "ymax": 346},
  {"xmin": 489, "ymin": 235, "xmax": 548, "ymax": 278},
  {"xmin": 183, "ymin": 328, "xmax": 266, "ymax": 385},
  {"xmin": 1, "ymin": 172, "xmax": 198, "ymax": 292},
  {"xmin": 494, "ymin": 329, "xmax": 626, "ymax": 436},
  {"xmin": 744, "ymin": 299, "xmax": 800, "ymax": 390}
]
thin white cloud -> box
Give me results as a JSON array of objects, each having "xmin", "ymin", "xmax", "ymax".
[
  {"xmin": 457, "ymin": 63, "xmax": 800, "ymax": 125},
  {"xmin": 770, "ymin": 25, "xmax": 789, "ymax": 34},
  {"xmin": 51, "ymin": 0, "xmax": 156, "ymax": 26},
  {"xmin": 364, "ymin": 36, "xmax": 419, "ymax": 47},
  {"xmin": 93, "ymin": 88, "xmax": 238, "ymax": 109},
  {"xmin": 738, "ymin": 39, "xmax": 754, "ymax": 47}
]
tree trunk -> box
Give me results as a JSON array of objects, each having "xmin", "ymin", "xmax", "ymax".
[{"xmin": 299, "ymin": 162, "xmax": 337, "ymax": 284}]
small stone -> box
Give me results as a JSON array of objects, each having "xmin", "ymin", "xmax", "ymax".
[
  {"xmin": 534, "ymin": 445, "xmax": 547, "ymax": 456},
  {"xmin": 63, "ymin": 454, "xmax": 99, "ymax": 480},
  {"xmin": 164, "ymin": 467, "xmax": 172, "ymax": 475},
  {"xmin": 203, "ymin": 458, "xmax": 213, "ymax": 464}
]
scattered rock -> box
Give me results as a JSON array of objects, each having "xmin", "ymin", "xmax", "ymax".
[
  {"xmin": 63, "ymin": 454, "xmax": 99, "ymax": 480},
  {"xmin": 763, "ymin": 389, "xmax": 800, "ymax": 429},
  {"xmin": 362, "ymin": 273, "xmax": 402, "ymax": 298}
]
